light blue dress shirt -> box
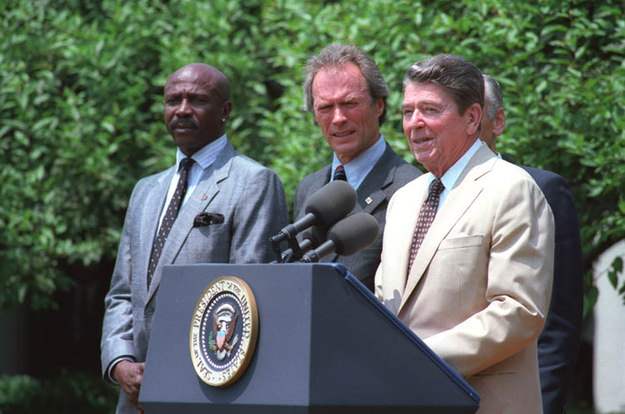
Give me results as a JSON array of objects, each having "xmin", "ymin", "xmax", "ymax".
[
  {"xmin": 429, "ymin": 138, "xmax": 484, "ymax": 213},
  {"xmin": 331, "ymin": 135, "xmax": 386, "ymax": 190}
]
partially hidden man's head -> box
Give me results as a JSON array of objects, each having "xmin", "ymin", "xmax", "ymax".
[
  {"xmin": 481, "ymin": 73, "xmax": 506, "ymax": 153},
  {"xmin": 164, "ymin": 63, "xmax": 232, "ymax": 157},
  {"xmin": 401, "ymin": 54, "xmax": 484, "ymax": 177},
  {"xmin": 303, "ymin": 43, "xmax": 388, "ymax": 164}
]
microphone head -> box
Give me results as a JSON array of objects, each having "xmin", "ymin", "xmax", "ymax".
[
  {"xmin": 327, "ymin": 212, "xmax": 379, "ymax": 256},
  {"xmin": 304, "ymin": 180, "xmax": 356, "ymax": 228}
]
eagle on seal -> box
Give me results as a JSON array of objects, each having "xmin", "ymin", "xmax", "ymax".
[{"xmin": 213, "ymin": 303, "xmax": 238, "ymax": 355}]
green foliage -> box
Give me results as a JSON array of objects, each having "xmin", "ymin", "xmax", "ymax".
[
  {"xmin": 607, "ymin": 256, "xmax": 625, "ymax": 305},
  {"xmin": 1, "ymin": 0, "xmax": 171, "ymax": 310},
  {"xmin": 0, "ymin": 370, "xmax": 117, "ymax": 413},
  {"xmin": 1, "ymin": 0, "xmax": 625, "ymax": 310}
]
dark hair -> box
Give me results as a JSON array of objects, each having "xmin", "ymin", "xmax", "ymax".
[
  {"xmin": 304, "ymin": 43, "xmax": 389, "ymax": 125},
  {"xmin": 483, "ymin": 73, "xmax": 503, "ymax": 121},
  {"xmin": 403, "ymin": 54, "xmax": 484, "ymax": 115}
]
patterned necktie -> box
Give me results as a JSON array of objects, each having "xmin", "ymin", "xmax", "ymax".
[
  {"xmin": 407, "ymin": 178, "xmax": 445, "ymax": 274},
  {"xmin": 333, "ymin": 165, "xmax": 347, "ymax": 181},
  {"xmin": 147, "ymin": 157, "xmax": 194, "ymax": 288}
]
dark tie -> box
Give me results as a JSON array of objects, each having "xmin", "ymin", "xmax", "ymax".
[
  {"xmin": 147, "ymin": 157, "xmax": 194, "ymax": 287},
  {"xmin": 407, "ymin": 178, "xmax": 445, "ymax": 274},
  {"xmin": 333, "ymin": 165, "xmax": 347, "ymax": 181}
]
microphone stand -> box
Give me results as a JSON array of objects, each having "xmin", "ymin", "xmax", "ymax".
[
  {"xmin": 270, "ymin": 237, "xmax": 305, "ymax": 263},
  {"xmin": 284, "ymin": 238, "xmax": 304, "ymax": 263},
  {"xmin": 270, "ymin": 237, "xmax": 283, "ymax": 263}
]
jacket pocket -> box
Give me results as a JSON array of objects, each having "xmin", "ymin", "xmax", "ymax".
[{"xmin": 438, "ymin": 235, "xmax": 484, "ymax": 250}]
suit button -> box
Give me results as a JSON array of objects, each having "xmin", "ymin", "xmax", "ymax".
[{"xmin": 145, "ymin": 307, "xmax": 154, "ymax": 316}]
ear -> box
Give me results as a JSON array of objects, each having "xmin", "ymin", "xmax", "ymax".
[
  {"xmin": 222, "ymin": 100, "xmax": 232, "ymax": 121},
  {"xmin": 374, "ymin": 97, "xmax": 385, "ymax": 119},
  {"xmin": 466, "ymin": 103, "xmax": 482, "ymax": 135},
  {"xmin": 492, "ymin": 107, "xmax": 506, "ymax": 137}
]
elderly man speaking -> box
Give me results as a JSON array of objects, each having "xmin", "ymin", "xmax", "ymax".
[{"xmin": 375, "ymin": 54, "xmax": 554, "ymax": 414}]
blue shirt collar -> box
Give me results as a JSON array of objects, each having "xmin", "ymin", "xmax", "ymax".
[
  {"xmin": 176, "ymin": 134, "xmax": 228, "ymax": 170},
  {"xmin": 331, "ymin": 135, "xmax": 386, "ymax": 190},
  {"xmin": 428, "ymin": 138, "xmax": 483, "ymax": 210}
]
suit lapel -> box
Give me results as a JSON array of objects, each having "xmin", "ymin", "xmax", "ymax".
[
  {"xmin": 180, "ymin": 142, "xmax": 235, "ymax": 222},
  {"xmin": 399, "ymin": 146, "xmax": 497, "ymax": 312},
  {"xmin": 138, "ymin": 168, "xmax": 174, "ymax": 291},
  {"xmin": 311, "ymin": 166, "xmax": 331, "ymax": 196},
  {"xmin": 303, "ymin": 166, "xmax": 341, "ymax": 261},
  {"xmin": 146, "ymin": 142, "xmax": 235, "ymax": 303},
  {"xmin": 357, "ymin": 143, "xmax": 398, "ymax": 214},
  {"xmin": 389, "ymin": 177, "xmax": 429, "ymax": 296},
  {"xmin": 326, "ymin": 146, "xmax": 399, "ymax": 262}
]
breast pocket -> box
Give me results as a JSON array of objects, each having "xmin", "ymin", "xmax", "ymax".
[
  {"xmin": 182, "ymin": 222, "xmax": 231, "ymax": 262},
  {"xmin": 433, "ymin": 235, "xmax": 488, "ymax": 308},
  {"xmin": 438, "ymin": 235, "xmax": 484, "ymax": 250}
]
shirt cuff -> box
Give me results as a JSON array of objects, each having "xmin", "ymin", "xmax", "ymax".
[{"xmin": 107, "ymin": 356, "xmax": 136, "ymax": 384}]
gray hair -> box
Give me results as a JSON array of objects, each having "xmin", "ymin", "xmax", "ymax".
[
  {"xmin": 483, "ymin": 73, "xmax": 503, "ymax": 121},
  {"xmin": 303, "ymin": 43, "xmax": 389, "ymax": 125},
  {"xmin": 403, "ymin": 54, "xmax": 484, "ymax": 115}
]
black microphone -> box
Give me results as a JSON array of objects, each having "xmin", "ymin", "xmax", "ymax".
[
  {"xmin": 300, "ymin": 212, "xmax": 379, "ymax": 263},
  {"xmin": 279, "ymin": 226, "xmax": 327, "ymax": 263},
  {"xmin": 270, "ymin": 180, "xmax": 356, "ymax": 244}
]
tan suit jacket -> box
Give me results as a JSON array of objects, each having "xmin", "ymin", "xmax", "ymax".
[{"xmin": 375, "ymin": 144, "xmax": 554, "ymax": 414}]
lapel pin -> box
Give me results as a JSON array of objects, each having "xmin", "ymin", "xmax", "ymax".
[
  {"xmin": 201, "ymin": 195, "xmax": 207, "ymax": 201},
  {"xmin": 365, "ymin": 196, "xmax": 373, "ymax": 205}
]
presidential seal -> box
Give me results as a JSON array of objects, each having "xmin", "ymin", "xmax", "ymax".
[{"xmin": 190, "ymin": 276, "xmax": 259, "ymax": 387}]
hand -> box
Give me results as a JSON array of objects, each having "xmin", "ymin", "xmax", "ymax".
[{"xmin": 112, "ymin": 360, "xmax": 145, "ymax": 413}]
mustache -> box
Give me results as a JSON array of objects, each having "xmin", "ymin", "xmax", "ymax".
[{"xmin": 169, "ymin": 119, "xmax": 199, "ymax": 130}]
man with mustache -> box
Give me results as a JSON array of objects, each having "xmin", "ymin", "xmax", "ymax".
[
  {"xmin": 294, "ymin": 43, "xmax": 421, "ymax": 291},
  {"xmin": 100, "ymin": 63, "xmax": 288, "ymax": 414}
]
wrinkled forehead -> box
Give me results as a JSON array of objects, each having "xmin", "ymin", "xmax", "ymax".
[
  {"xmin": 313, "ymin": 64, "xmax": 369, "ymax": 100},
  {"xmin": 403, "ymin": 81, "xmax": 450, "ymax": 101},
  {"xmin": 165, "ymin": 69, "xmax": 214, "ymax": 94}
]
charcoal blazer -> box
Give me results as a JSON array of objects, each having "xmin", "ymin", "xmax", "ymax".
[
  {"xmin": 504, "ymin": 155, "xmax": 583, "ymax": 414},
  {"xmin": 294, "ymin": 142, "xmax": 421, "ymax": 291},
  {"xmin": 376, "ymin": 144, "xmax": 555, "ymax": 414},
  {"xmin": 101, "ymin": 141, "xmax": 288, "ymax": 413}
]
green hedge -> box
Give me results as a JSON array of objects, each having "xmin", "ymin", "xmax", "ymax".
[
  {"xmin": 1, "ymin": 0, "xmax": 624, "ymax": 311},
  {"xmin": 0, "ymin": 370, "xmax": 117, "ymax": 414}
]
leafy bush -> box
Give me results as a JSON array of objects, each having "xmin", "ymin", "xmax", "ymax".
[
  {"xmin": 0, "ymin": 371, "xmax": 117, "ymax": 414},
  {"xmin": 1, "ymin": 0, "xmax": 624, "ymax": 312}
]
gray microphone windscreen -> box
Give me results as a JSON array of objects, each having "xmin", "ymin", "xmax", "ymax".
[
  {"xmin": 304, "ymin": 180, "xmax": 356, "ymax": 228},
  {"xmin": 327, "ymin": 212, "xmax": 379, "ymax": 256}
]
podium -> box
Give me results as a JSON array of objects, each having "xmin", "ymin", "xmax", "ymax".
[{"xmin": 140, "ymin": 263, "xmax": 479, "ymax": 413}]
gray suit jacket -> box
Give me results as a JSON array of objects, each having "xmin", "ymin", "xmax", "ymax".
[
  {"xmin": 294, "ymin": 142, "xmax": 421, "ymax": 291},
  {"xmin": 100, "ymin": 141, "xmax": 288, "ymax": 413}
]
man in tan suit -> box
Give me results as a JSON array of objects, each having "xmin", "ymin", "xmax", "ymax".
[{"xmin": 375, "ymin": 54, "xmax": 555, "ymax": 413}]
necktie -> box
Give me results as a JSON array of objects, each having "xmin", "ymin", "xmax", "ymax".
[
  {"xmin": 147, "ymin": 157, "xmax": 194, "ymax": 288},
  {"xmin": 407, "ymin": 178, "xmax": 445, "ymax": 274},
  {"xmin": 333, "ymin": 165, "xmax": 347, "ymax": 181}
]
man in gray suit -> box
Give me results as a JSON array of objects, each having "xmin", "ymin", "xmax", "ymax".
[
  {"xmin": 101, "ymin": 63, "xmax": 288, "ymax": 413},
  {"xmin": 294, "ymin": 43, "xmax": 421, "ymax": 291}
]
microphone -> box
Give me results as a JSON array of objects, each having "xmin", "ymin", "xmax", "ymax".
[
  {"xmin": 300, "ymin": 212, "xmax": 379, "ymax": 263},
  {"xmin": 279, "ymin": 226, "xmax": 327, "ymax": 263},
  {"xmin": 270, "ymin": 180, "xmax": 356, "ymax": 244}
]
